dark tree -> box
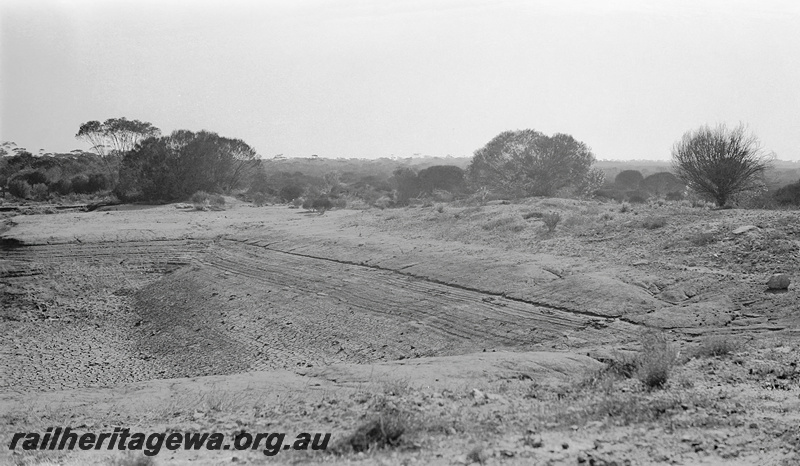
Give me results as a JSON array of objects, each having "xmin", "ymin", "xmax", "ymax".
[
  {"xmin": 116, "ymin": 137, "xmax": 182, "ymax": 201},
  {"xmin": 70, "ymin": 174, "xmax": 91, "ymax": 194},
  {"xmin": 279, "ymin": 184, "xmax": 304, "ymax": 202},
  {"xmin": 468, "ymin": 129, "xmax": 596, "ymax": 197},
  {"xmin": 391, "ymin": 167, "xmax": 420, "ymax": 205},
  {"xmin": 640, "ymin": 172, "xmax": 685, "ymax": 197},
  {"xmin": 114, "ymin": 130, "xmax": 261, "ymax": 202},
  {"xmin": 417, "ymin": 165, "xmax": 465, "ymax": 194},
  {"xmin": 11, "ymin": 170, "xmax": 48, "ymax": 187},
  {"xmin": 774, "ymin": 179, "xmax": 800, "ymax": 206},
  {"xmin": 310, "ymin": 196, "xmax": 333, "ymax": 213},
  {"xmin": 614, "ymin": 170, "xmax": 643, "ymax": 189},
  {"xmin": 249, "ymin": 168, "xmax": 272, "ymax": 194},
  {"xmin": 672, "ymin": 124, "xmax": 770, "ymax": 207}
]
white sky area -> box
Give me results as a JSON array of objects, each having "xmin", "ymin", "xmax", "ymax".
[{"xmin": 1, "ymin": 0, "xmax": 799, "ymax": 160}]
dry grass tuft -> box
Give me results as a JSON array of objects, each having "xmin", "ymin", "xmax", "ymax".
[
  {"xmin": 695, "ymin": 335, "xmax": 740, "ymax": 358},
  {"xmin": 641, "ymin": 216, "xmax": 668, "ymax": 229},
  {"xmin": 337, "ymin": 413, "xmax": 408, "ymax": 453},
  {"xmin": 522, "ymin": 211, "xmax": 544, "ymax": 220},
  {"xmin": 689, "ymin": 231, "xmax": 718, "ymax": 246},
  {"xmin": 466, "ymin": 445, "xmax": 488, "ymax": 464},
  {"xmin": 481, "ymin": 216, "xmax": 524, "ymax": 232},
  {"xmin": 636, "ymin": 331, "xmax": 678, "ymax": 390}
]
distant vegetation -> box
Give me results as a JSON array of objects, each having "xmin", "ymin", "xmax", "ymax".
[
  {"xmin": 0, "ymin": 143, "xmax": 112, "ymax": 201},
  {"xmin": 2, "ymin": 120, "xmax": 800, "ymax": 209},
  {"xmin": 594, "ymin": 170, "xmax": 686, "ymax": 204}
]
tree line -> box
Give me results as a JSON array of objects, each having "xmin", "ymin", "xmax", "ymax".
[{"xmin": 2, "ymin": 118, "xmax": 799, "ymax": 208}]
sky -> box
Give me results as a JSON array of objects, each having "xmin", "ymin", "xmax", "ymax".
[{"xmin": 1, "ymin": 0, "xmax": 799, "ymax": 161}]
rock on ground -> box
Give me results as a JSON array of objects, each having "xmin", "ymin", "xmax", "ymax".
[{"xmin": 767, "ymin": 273, "xmax": 791, "ymax": 290}]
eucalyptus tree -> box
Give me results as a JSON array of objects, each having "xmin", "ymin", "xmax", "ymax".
[
  {"xmin": 76, "ymin": 118, "xmax": 161, "ymax": 186},
  {"xmin": 468, "ymin": 129, "xmax": 597, "ymax": 198}
]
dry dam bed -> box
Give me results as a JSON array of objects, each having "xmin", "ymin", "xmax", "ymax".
[
  {"xmin": 2, "ymin": 236, "xmax": 638, "ymax": 392},
  {"xmin": 1, "ymin": 204, "xmax": 799, "ymax": 465}
]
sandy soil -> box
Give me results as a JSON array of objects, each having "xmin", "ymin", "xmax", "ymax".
[{"xmin": 1, "ymin": 199, "xmax": 799, "ymax": 465}]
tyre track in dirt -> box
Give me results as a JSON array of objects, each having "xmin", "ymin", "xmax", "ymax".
[
  {"xmin": 201, "ymin": 243, "xmax": 584, "ymax": 343},
  {"xmin": 224, "ymin": 233, "xmax": 789, "ymax": 340},
  {"xmin": 174, "ymin": 240, "xmax": 641, "ymax": 372},
  {"xmin": 225, "ymin": 237, "xmax": 636, "ymax": 320}
]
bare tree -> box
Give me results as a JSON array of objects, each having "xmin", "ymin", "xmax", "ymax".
[
  {"xmin": 671, "ymin": 123, "xmax": 770, "ymax": 207},
  {"xmin": 220, "ymin": 137, "xmax": 261, "ymax": 192}
]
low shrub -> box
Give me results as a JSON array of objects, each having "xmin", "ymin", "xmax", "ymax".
[
  {"xmin": 51, "ymin": 178, "xmax": 73, "ymax": 195},
  {"xmin": 466, "ymin": 446, "xmax": 489, "ymax": 465},
  {"xmin": 469, "ymin": 186, "xmax": 491, "ymax": 205},
  {"xmin": 191, "ymin": 191, "xmax": 224, "ymax": 210},
  {"xmin": 482, "ymin": 217, "xmax": 516, "ymax": 231},
  {"xmin": 373, "ymin": 196, "xmax": 393, "ymax": 210},
  {"xmin": 209, "ymin": 194, "xmax": 225, "ymax": 208},
  {"xmin": 593, "ymin": 188, "xmax": 626, "ymax": 202},
  {"xmin": 542, "ymin": 212, "xmax": 561, "ymax": 233},
  {"xmin": 311, "ymin": 196, "xmax": 333, "ymax": 213},
  {"xmin": 191, "ymin": 191, "xmax": 210, "ymax": 205},
  {"xmin": 432, "ymin": 189, "xmax": 454, "ymax": 202},
  {"xmin": 695, "ymin": 336, "xmax": 740, "ymax": 358},
  {"xmin": 605, "ymin": 351, "xmax": 639, "ymax": 379},
  {"xmin": 689, "ymin": 232, "xmax": 718, "ymax": 246},
  {"xmin": 561, "ymin": 213, "xmax": 593, "ymax": 229},
  {"xmin": 251, "ymin": 192, "xmax": 267, "ymax": 207},
  {"xmin": 336, "ymin": 414, "xmax": 407, "ymax": 453},
  {"xmin": 20, "ymin": 206, "xmax": 58, "ymax": 215},
  {"xmin": 689, "ymin": 197, "xmax": 709, "ymax": 208},
  {"xmin": 636, "ymin": 331, "xmax": 677, "ymax": 390},
  {"xmin": 522, "ymin": 211, "xmax": 544, "ymax": 220},
  {"xmin": 601, "ymin": 332, "xmax": 677, "ymax": 390},
  {"xmin": 738, "ymin": 190, "xmax": 779, "ymax": 210},
  {"xmin": 627, "ymin": 191, "xmax": 648, "ymax": 204},
  {"xmin": 641, "ymin": 216, "xmax": 667, "ymax": 229},
  {"xmin": 665, "ymin": 191, "xmax": 684, "ymax": 201}
]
